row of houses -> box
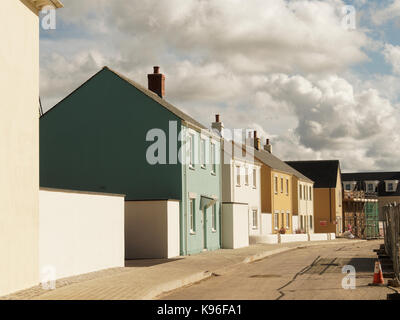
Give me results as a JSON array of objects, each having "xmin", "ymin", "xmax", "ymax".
[
  {"xmin": 39, "ymin": 66, "xmax": 343, "ymax": 259},
  {"xmin": 2, "ymin": 0, "xmax": 389, "ymax": 297}
]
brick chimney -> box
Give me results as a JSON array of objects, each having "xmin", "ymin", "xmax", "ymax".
[
  {"xmin": 264, "ymin": 138, "xmax": 272, "ymax": 153},
  {"xmin": 254, "ymin": 131, "xmax": 260, "ymax": 150},
  {"xmin": 211, "ymin": 114, "xmax": 224, "ymax": 136},
  {"xmin": 148, "ymin": 66, "xmax": 165, "ymax": 98}
]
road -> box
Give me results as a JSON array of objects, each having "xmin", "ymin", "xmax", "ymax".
[{"xmin": 159, "ymin": 240, "xmax": 393, "ymax": 300}]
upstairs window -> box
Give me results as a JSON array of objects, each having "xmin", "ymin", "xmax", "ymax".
[
  {"xmin": 200, "ymin": 138, "xmax": 206, "ymax": 168},
  {"xmin": 236, "ymin": 166, "xmax": 241, "ymax": 186},
  {"xmin": 299, "ymin": 184, "xmax": 302, "ymax": 200},
  {"xmin": 188, "ymin": 134, "xmax": 195, "ymax": 169},
  {"xmin": 210, "ymin": 143, "xmax": 216, "ymax": 174},
  {"xmin": 274, "ymin": 176, "xmax": 278, "ymax": 194},
  {"xmin": 309, "ymin": 186, "xmax": 312, "ymax": 200},
  {"xmin": 245, "ymin": 167, "xmax": 249, "ymax": 185},
  {"xmin": 385, "ymin": 180, "xmax": 399, "ymax": 192},
  {"xmin": 280, "ymin": 178, "xmax": 284, "ymax": 193},
  {"xmin": 345, "ymin": 183, "xmax": 351, "ymax": 191},
  {"xmin": 388, "ymin": 183, "xmax": 394, "ymax": 192},
  {"xmin": 253, "ymin": 169, "xmax": 257, "ymax": 188},
  {"xmin": 367, "ymin": 183, "xmax": 374, "ymax": 192},
  {"xmin": 286, "ymin": 179, "xmax": 289, "ymax": 195}
]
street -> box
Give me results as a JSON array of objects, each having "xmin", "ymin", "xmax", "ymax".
[{"xmin": 159, "ymin": 240, "xmax": 393, "ymax": 300}]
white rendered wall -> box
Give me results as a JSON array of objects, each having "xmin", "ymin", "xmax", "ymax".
[
  {"xmin": 298, "ymin": 181, "xmax": 314, "ymax": 233},
  {"xmin": 125, "ymin": 200, "xmax": 180, "ymax": 259},
  {"xmin": 0, "ymin": 0, "xmax": 39, "ymax": 296},
  {"xmin": 280, "ymin": 234, "xmax": 309, "ymax": 243},
  {"xmin": 292, "ymin": 215, "xmax": 299, "ymax": 233},
  {"xmin": 261, "ymin": 213, "xmax": 273, "ymax": 235},
  {"xmin": 309, "ymin": 233, "xmax": 329, "ymax": 241},
  {"xmin": 39, "ymin": 189, "xmax": 125, "ymax": 281},
  {"xmin": 222, "ymin": 203, "xmax": 249, "ymax": 249}
]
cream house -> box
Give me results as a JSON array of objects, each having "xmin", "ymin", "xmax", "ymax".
[
  {"xmin": 0, "ymin": 0, "xmax": 63, "ymax": 296},
  {"xmin": 212, "ymin": 116, "xmax": 262, "ymax": 248}
]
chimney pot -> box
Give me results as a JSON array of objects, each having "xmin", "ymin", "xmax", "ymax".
[
  {"xmin": 264, "ymin": 138, "xmax": 272, "ymax": 153},
  {"xmin": 254, "ymin": 131, "xmax": 258, "ymax": 138},
  {"xmin": 266, "ymin": 139, "xmax": 270, "ymax": 145},
  {"xmin": 215, "ymin": 114, "xmax": 220, "ymax": 123},
  {"xmin": 153, "ymin": 66, "xmax": 160, "ymax": 74}
]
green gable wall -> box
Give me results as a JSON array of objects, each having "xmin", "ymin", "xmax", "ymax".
[{"xmin": 40, "ymin": 68, "xmax": 182, "ymax": 200}]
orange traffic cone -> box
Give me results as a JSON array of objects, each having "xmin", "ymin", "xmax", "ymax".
[{"xmin": 369, "ymin": 261, "xmax": 385, "ymax": 286}]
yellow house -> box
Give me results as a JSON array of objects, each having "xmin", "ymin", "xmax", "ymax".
[
  {"xmin": 287, "ymin": 160, "xmax": 343, "ymax": 235},
  {"xmin": 253, "ymin": 139, "xmax": 313, "ymax": 234},
  {"xmin": 0, "ymin": 0, "xmax": 63, "ymax": 297}
]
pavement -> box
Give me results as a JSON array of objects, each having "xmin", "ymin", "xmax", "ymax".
[
  {"xmin": 1, "ymin": 238, "xmax": 368, "ymax": 300},
  {"xmin": 160, "ymin": 240, "xmax": 393, "ymax": 300}
]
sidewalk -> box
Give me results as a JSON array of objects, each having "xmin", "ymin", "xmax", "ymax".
[{"xmin": 2, "ymin": 238, "xmax": 365, "ymax": 300}]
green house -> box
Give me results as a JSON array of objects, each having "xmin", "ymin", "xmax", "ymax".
[{"xmin": 40, "ymin": 66, "xmax": 222, "ymax": 256}]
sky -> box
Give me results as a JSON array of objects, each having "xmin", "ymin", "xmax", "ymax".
[{"xmin": 40, "ymin": 0, "xmax": 400, "ymax": 172}]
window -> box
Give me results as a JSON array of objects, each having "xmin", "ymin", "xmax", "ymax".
[
  {"xmin": 190, "ymin": 198, "xmax": 195, "ymax": 233},
  {"xmin": 388, "ymin": 183, "xmax": 394, "ymax": 191},
  {"xmin": 367, "ymin": 183, "xmax": 374, "ymax": 192},
  {"xmin": 309, "ymin": 186, "xmax": 312, "ymax": 200},
  {"xmin": 189, "ymin": 134, "xmax": 195, "ymax": 169},
  {"xmin": 245, "ymin": 167, "xmax": 249, "ymax": 185},
  {"xmin": 286, "ymin": 179, "xmax": 289, "ymax": 195},
  {"xmin": 200, "ymin": 138, "xmax": 206, "ymax": 168},
  {"xmin": 309, "ymin": 215, "xmax": 313, "ymax": 229},
  {"xmin": 385, "ymin": 180, "xmax": 399, "ymax": 192},
  {"xmin": 281, "ymin": 178, "xmax": 284, "ymax": 193},
  {"xmin": 299, "ymin": 184, "xmax": 302, "ymax": 200},
  {"xmin": 300, "ymin": 215, "xmax": 304, "ymax": 230},
  {"xmin": 274, "ymin": 176, "xmax": 278, "ymax": 194},
  {"xmin": 345, "ymin": 183, "xmax": 351, "ymax": 191},
  {"xmin": 304, "ymin": 185, "xmax": 307, "ymax": 200},
  {"xmin": 286, "ymin": 212, "xmax": 290, "ymax": 229},
  {"xmin": 211, "ymin": 143, "xmax": 216, "ymax": 174},
  {"xmin": 274, "ymin": 212, "xmax": 279, "ymax": 230},
  {"xmin": 236, "ymin": 166, "xmax": 241, "ymax": 186},
  {"xmin": 252, "ymin": 210, "xmax": 258, "ymax": 229},
  {"xmin": 212, "ymin": 204, "xmax": 217, "ymax": 231},
  {"xmin": 253, "ymin": 169, "xmax": 257, "ymax": 188}
]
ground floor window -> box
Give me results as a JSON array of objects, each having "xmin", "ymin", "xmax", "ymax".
[
  {"xmin": 286, "ymin": 212, "xmax": 290, "ymax": 229},
  {"xmin": 274, "ymin": 212, "xmax": 279, "ymax": 230},
  {"xmin": 212, "ymin": 204, "xmax": 217, "ymax": 231},
  {"xmin": 309, "ymin": 215, "xmax": 313, "ymax": 229},
  {"xmin": 300, "ymin": 215, "xmax": 304, "ymax": 230},
  {"xmin": 190, "ymin": 198, "xmax": 195, "ymax": 233},
  {"xmin": 252, "ymin": 209, "xmax": 258, "ymax": 229}
]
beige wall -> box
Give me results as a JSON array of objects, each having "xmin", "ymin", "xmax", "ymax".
[
  {"xmin": 39, "ymin": 189, "xmax": 125, "ymax": 281},
  {"xmin": 125, "ymin": 200, "xmax": 180, "ymax": 259},
  {"xmin": 0, "ymin": 0, "xmax": 39, "ymax": 296}
]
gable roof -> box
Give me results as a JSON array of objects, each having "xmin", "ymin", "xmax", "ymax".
[
  {"xmin": 42, "ymin": 66, "xmax": 208, "ymax": 130},
  {"xmin": 285, "ymin": 160, "xmax": 340, "ymax": 188},
  {"xmin": 342, "ymin": 172, "xmax": 400, "ymax": 196}
]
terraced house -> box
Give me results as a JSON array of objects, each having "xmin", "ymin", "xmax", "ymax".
[{"xmin": 40, "ymin": 66, "xmax": 222, "ymax": 257}]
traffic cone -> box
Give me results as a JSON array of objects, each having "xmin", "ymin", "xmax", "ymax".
[{"xmin": 369, "ymin": 261, "xmax": 385, "ymax": 286}]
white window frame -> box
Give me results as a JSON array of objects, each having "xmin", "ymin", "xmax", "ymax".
[
  {"xmin": 200, "ymin": 138, "xmax": 206, "ymax": 169},
  {"xmin": 274, "ymin": 211, "xmax": 279, "ymax": 230},
  {"xmin": 286, "ymin": 212, "xmax": 290, "ymax": 229},
  {"xmin": 188, "ymin": 133, "xmax": 195, "ymax": 169},
  {"xmin": 210, "ymin": 142, "xmax": 216, "ymax": 174},
  {"xmin": 252, "ymin": 209, "xmax": 258, "ymax": 229},
  {"xmin": 189, "ymin": 198, "xmax": 195, "ymax": 233},
  {"xmin": 211, "ymin": 204, "xmax": 217, "ymax": 232},
  {"xmin": 245, "ymin": 167, "xmax": 249, "ymax": 186},
  {"xmin": 253, "ymin": 168, "xmax": 257, "ymax": 189},
  {"xmin": 236, "ymin": 165, "xmax": 241, "ymax": 186}
]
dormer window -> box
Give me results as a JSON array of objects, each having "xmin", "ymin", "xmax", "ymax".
[
  {"xmin": 343, "ymin": 181, "xmax": 357, "ymax": 191},
  {"xmin": 385, "ymin": 180, "xmax": 399, "ymax": 192},
  {"xmin": 364, "ymin": 180, "xmax": 379, "ymax": 193}
]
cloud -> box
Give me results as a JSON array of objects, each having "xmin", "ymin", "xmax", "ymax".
[
  {"xmin": 383, "ymin": 44, "xmax": 400, "ymax": 74},
  {"xmin": 371, "ymin": 0, "xmax": 400, "ymax": 25}
]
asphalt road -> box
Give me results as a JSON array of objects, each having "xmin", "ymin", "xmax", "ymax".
[{"xmin": 159, "ymin": 240, "xmax": 393, "ymax": 300}]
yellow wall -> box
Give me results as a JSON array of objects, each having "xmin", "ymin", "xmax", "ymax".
[
  {"xmin": 292, "ymin": 176, "xmax": 299, "ymax": 215},
  {"xmin": 0, "ymin": 0, "xmax": 39, "ymax": 296},
  {"xmin": 271, "ymin": 171, "xmax": 293, "ymax": 233}
]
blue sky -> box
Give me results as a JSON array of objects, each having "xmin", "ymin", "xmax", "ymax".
[{"xmin": 39, "ymin": 0, "xmax": 400, "ymax": 171}]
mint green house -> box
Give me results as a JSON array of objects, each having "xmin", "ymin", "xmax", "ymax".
[{"xmin": 40, "ymin": 66, "xmax": 221, "ymax": 256}]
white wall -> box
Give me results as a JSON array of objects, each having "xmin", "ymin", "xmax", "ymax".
[
  {"xmin": 222, "ymin": 203, "xmax": 249, "ymax": 249},
  {"xmin": 125, "ymin": 200, "xmax": 180, "ymax": 259},
  {"xmin": 292, "ymin": 215, "xmax": 299, "ymax": 233},
  {"xmin": 39, "ymin": 189, "xmax": 125, "ymax": 281},
  {"xmin": 280, "ymin": 234, "xmax": 309, "ymax": 243},
  {"xmin": 0, "ymin": 0, "xmax": 40, "ymax": 297},
  {"xmin": 309, "ymin": 233, "xmax": 328, "ymax": 241},
  {"xmin": 261, "ymin": 213, "xmax": 272, "ymax": 235}
]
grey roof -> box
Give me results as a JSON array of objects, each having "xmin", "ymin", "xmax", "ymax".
[
  {"xmin": 226, "ymin": 140, "xmax": 313, "ymax": 182},
  {"xmin": 105, "ymin": 67, "xmax": 207, "ymax": 130}
]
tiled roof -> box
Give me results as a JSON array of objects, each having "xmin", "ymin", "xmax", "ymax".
[{"xmin": 285, "ymin": 160, "xmax": 340, "ymax": 188}]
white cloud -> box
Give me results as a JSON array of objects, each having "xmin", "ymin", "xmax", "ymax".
[
  {"xmin": 371, "ymin": 0, "xmax": 400, "ymax": 25},
  {"xmin": 383, "ymin": 44, "xmax": 400, "ymax": 74}
]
